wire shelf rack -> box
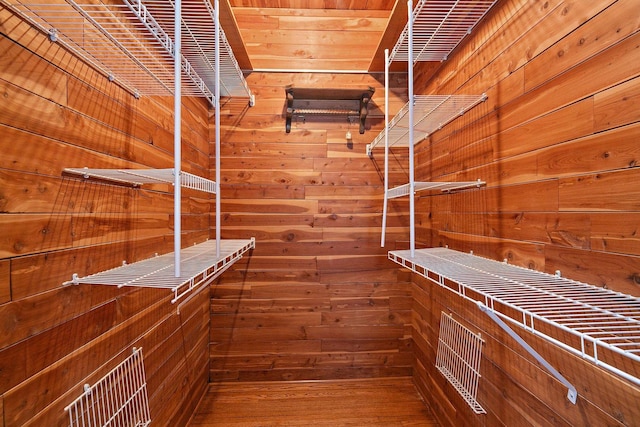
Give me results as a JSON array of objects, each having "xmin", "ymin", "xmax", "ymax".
[
  {"xmin": 66, "ymin": 347, "xmax": 151, "ymax": 427},
  {"xmin": 65, "ymin": 238, "xmax": 255, "ymax": 303},
  {"xmin": 5, "ymin": 0, "xmax": 252, "ymax": 101},
  {"xmin": 367, "ymin": 94, "xmax": 487, "ymax": 154},
  {"xmin": 368, "ymin": 0, "xmax": 496, "ymax": 251},
  {"xmin": 391, "ymin": 0, "xmax": 498, "ymax": 63},
  {"xmin": 64, "ymin": 167, "xmax": 217, "ymax": 193},
  {"xmin": 390, "ymin": 247, "xmax": 640, "ymax": 387},
  {"xmin": 436, "ymin": 311, "xmax": 486, "ymax": 414},
  {"xmin": 387, "ymin": 179, "xmax": 485, "ymax": 199}
]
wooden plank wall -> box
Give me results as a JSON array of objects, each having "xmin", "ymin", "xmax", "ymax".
[
  {"xmin": 210, "ymin": 71, "xmax": 417, "ymax": 381},
  {"xmin": 228, "ymin": 3, "xmax": 394, "ymax": 71},
  {"xmin": 406, "ymin": 0, "xmax": 640, "ymax": 425},
  {"xmin": 0, "ymin": 6, "xmax": 213, "ymax": 426}
]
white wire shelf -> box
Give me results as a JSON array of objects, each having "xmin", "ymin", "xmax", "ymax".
[
  {"xmin": 5, "ymin": 0, "xmax": 253, "ymax": 102},
  {"xmin": 387, "ymin": 179, "xmax": 485, "ymax": 199},
  {"xmin": 367, "ymin": 94, "xmax": 487, "ymax": 155},
  {"xmin": 391, "ymin": 0, "xmax": 498, "ymax": 63},
  {"xmin": 389, "ymin": 247, "xmax": 640, "ymax": 387},
  {"xmin": 66, "ymin": 347, "xmax": 151, "ymax": 427},
  {"xmin": 64, "ymin": 167, "xmax": 217, "ymax": 193},
  {"xmin": 436, "ymin": 311, "xmax": 486, "ymax": 414},
  {"xmin": 64, "ymin": 238, "xmax": 255, "ymax": 303}
]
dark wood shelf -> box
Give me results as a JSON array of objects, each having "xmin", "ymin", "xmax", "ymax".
[{"xmin": 285, "ymin": 85, "xmax": 375, "ymax": 133}]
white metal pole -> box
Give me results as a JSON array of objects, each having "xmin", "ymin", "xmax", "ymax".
[
  {"xmin": 174, "ymin": 0, "xmax": 182, "ymax": 276},
  {"xmin": 215, "ymin": 0, "xmax": 221, "ymax": 257},
  {"xmin": 381, "ymin": 48, "xmax": 390, "ymax": 247},
  {"xmin": 407, "ymin": 0, "xmax": 415, "ymax": 257}
]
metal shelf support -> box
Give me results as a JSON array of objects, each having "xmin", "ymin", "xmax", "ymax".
[
  {"xmin": 478, "ymin": 302, "xmax": 578, "ymax": 404},
  {"xmin": 368, "ymin": 1, "xmax": 493, "ymax": 251},
  {"xmin": 390, "ymin": 247, "xmax": 640, "ymax": 391}
]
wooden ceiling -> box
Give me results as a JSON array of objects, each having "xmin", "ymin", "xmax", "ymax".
[{"xmin": 221, "ymin": 0, "xmax": 408, "ymax": 72}]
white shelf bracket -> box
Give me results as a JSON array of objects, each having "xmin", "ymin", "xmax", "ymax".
[
  {"xmin": 64, "ymin": 273, "xmax": 80, "ymax": 286},
  {"xmin": 477, "ymin": 302, "xmax": 578, "ymax": 404}
]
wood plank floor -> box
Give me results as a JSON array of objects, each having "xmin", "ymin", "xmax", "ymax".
[{"xmin": 188, "ymin": 377, "xmax": 439, "ymax": 426}]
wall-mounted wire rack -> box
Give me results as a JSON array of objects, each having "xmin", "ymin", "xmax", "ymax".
[
  {"xmin": 66, "ymin": 347, "xmax": 151, "ymax": 427},
  {"xmin": 63, "ymin": 167, "xmax": 217, "ymax": 192},
  {"xmin": 366, "ymin": 94, "xmax": 488, "ymax": 155},
  {"xmin": 368, "ymin": 0, "xmax": 496, "ymax": 250},
  {"xmin": 386, "ymin": 179, "xmax": 485, "ymax": 199},
  {"xmin": 0, "ymin": 0, "xmax": 258, "ymax": 300},
  {"xmin": 436, "ymin": 311, "xmax": 486, "ymax": 414},
  {"xmin": 4, "ymin": 0, "xmax": 254, "ymax": 103},
  {"xmin": 391, "ymin": 0, "xmax": 498, "ymax": 63},
  {"xmin": 62, "ymin": 167, "xmax": 255, "ymax": 304},
  {"xmin": 65, "ymin": 239, "xmax": 254, "ymax": 304},
  {"xmin": 391, "ymin": 247, "xmax": 640, "ymax": 397}
]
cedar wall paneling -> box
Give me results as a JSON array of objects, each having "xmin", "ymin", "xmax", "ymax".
[
  {"xmin": 408, "ymin": 0, "xmax": 640, "ymax": 426},
  {"xmin": 0, "ymin": 6, "xmax": 211, "ymax": 426},
  {"xmin": 210, "ymin": 71, "xmax": 415, "ymax": 381}
]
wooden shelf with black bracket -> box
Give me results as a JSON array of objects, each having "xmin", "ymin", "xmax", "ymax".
[{"xmin": 285, "ymin": 85, "xmax": 375, "ymax": 134}]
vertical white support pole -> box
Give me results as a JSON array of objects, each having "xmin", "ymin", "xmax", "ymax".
[
  {"xmin": 214, "ymin": 0, "xmax": 221, "ymax": 257},
  {"xmin": 380, "ymin": 48, "xmax": 390, "ymax": 248},
  {"xmin": 407, "ymin": 0, "xmax": 415, "ymax": 257},
  {"xmin": 174, "ymin": 0, "xmax": 182, "ymax": 276}
]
